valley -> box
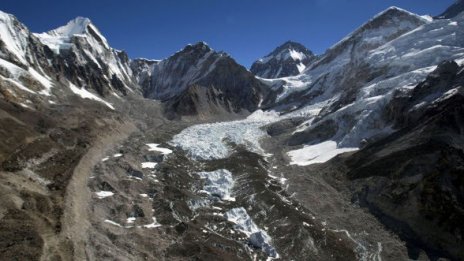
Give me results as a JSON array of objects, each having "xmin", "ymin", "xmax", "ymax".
[{"xmin": 0, "ymin": 2, "xmax": 463, "ymax": 260}]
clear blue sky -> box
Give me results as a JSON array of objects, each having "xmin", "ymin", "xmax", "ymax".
[{"xmin": 0, "ymin": 0, "xmax": 454, "ymax": 67}]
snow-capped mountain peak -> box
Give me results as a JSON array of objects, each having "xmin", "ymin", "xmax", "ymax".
[
  {"xmin": 34, "ymin": 16, "xmax": 110, "ymax": 54},
  {"xmin": 47, "ymin": 17, "xmax": 92, "ymax": 37},
  {"xmin": 251, "ymin": 41, "xmax": 316, "ymax": 78}
]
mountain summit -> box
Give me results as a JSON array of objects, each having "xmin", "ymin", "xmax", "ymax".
[
  {"xmin": 134, "ymin": 41, "xmax": 269, "ymax": 117},
  {"xmin": 250, "ymin": 41, "xmax": 315, "ymax": 78}
]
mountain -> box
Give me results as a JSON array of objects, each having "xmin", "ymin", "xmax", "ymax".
[
  {"xmin": 436, "ymin": 0, "xmax": 464, "ymax": 19},
  {"xmin": 1, "ymin": 12, "xmax": 266, "ymax": 118},
  {"xmin": 0, "ymin": 12, "xmax": 138, "ymax": 115},
  {"xmin": 256, "ymin": 6, "xmax": 464, "ymax": 260},
  {"xmin": 130, "ymin": 58, "xmax": 159, "ymax": 92},
  {"xmin": 342, "ymin": 61, "xmax": 464, "ymax": 260},
  {"xmin": 135, "ymin": 42, "xmax": 271, "ymax": 117},
  {"xmin": 0, "ymin": 2, "xmax": 464, "ymax": 261},
  {"xmin": 265, "ymin": 6, "xmax": 464, "ymax": 148},
  {"xmin": 34, "ymin": 17, "xmax": 136, "ymax": 96},
  {"xmin": 250, "ymin": 41, "xmax": 316, "ymax": 78}
]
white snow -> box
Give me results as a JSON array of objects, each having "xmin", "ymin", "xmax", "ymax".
[
  {"xmin": 260, "ymin": 48, "xmax": 307, "ymax": 64},
  {"xmin": 146, "ymin": 143, "xmax": 173, "ymax": 155},
  {"xmin": 95, "ymin": 191, "xmax": 114, "ymax": 199},
  {"xmin": 224, "ymin": 207, "xmax": 278, "ymax": 257},
  {"xmin": 34, "ymin": 17, "xmax": 111, "ymax": 54},
  {"xmin": 288, "ymin": 49, "xmax": 306, "ymax": 61},
  {"xmin": 0, "ymin": 58, "xmax": 24, "ymax": 78},
  {"xmin": 0, "ymin": 58, "xmax": 38, "ymax": 94},
  {"xmin": 141, "ymin": 217, "xmax": 161, "ymax": 228},
  {"xmin": 287, "ymin": 141, "xmax": 358, "ymax": 166},
  {"xmin": 104, "ymin": 219, "xmax": 122, "ymax": 227},
  {"xmin": 126, "ymin": 217, "xmax": 136, "ymax": 224},
  {"xmin": 296, "ymin": 62, "xmax": 306, "ymax": 73},
  {"xmin": 0, "ymin": 57, "xmax": 54, "ymax": 96},
  {"xmin": 33, "ymin": 17, "xmax": 92, "ymax": 55},
  {"xmin": 68, "ymin": 82, "xmax": 115, "ymax": 110},
  {"xmin": 141, "ymin": 162, "xmax": 158, "ymax": 169},
  {"xmin": 196, "ymin": 169, "xmax": 235, "ymax": 201},
  {"xmin": 0, "ymin": 11, "xmax": 28, "ymax": 64},
  {"xmin": 28, "ymin": 68, "xmax": 53, "ymax": 96}
]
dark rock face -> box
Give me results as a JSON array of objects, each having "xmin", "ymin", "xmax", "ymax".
[
  {"xmin": 287, "ymin": 119, "xmax": 339, "ymax": 146},
  {"xmin": 265, "ymin": 117, "xmax": 306, "ymax": 136},
  {"xmin": 436, "ymin": 0, "xmax": 464, "ymax": 19},
  {"xmin": 138, "ymin": 42, "xmax": 270, "ymax": 117},
  {"xmin": 250, "ymin": 41, "xmax": 316, "ymax": 78},
  {"xmin": 343, "ymin": 62, "xmax": 464, "ymax": 260},
  {"xmin": 130, "ymin": 58, "xmax": 158, "ymax": 95}
]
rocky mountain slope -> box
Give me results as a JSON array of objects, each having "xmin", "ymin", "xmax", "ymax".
[
  {"xmin": 250, "ymin": 41, "xmax": 316, "ymax": 78},
  {"xmin": 0, "ymin": 2, "xmax": 463, "ymax": 261},
  {"xmin": 437, "ymin": 0, "xmax": 464, "ymax": 19},
  {"xmin": 137, "ymin": 42, "xmax": 271, "ymax": 118}
]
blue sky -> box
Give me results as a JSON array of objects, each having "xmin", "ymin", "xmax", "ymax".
[{"xmin": 0, "ymin": 0, "xmax": 454, "ymax": 67}]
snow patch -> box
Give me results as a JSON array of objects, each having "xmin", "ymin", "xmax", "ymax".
[
  {"xmin": 95, "ymin": 191, "xmax": 114, "ymax": 199},
  {"xmin": 289, "ymin": 49, "xmax": 306, "ymax": 61},
  {"xmin": 28, "ymin": 68, "xmax": 53, "ymax": 96},
  {"xmin": 68, "ymin": 83, "xmax": 115, "ymax": 110},
  {"xmin": 141, "ymin": 162, "xmax": 157, "ymax": 169},
  {"xmin": 146, "ymin": 143, "xmax": 173, "ymax": 155},
  {"xmin": 104, "ymin": 219, "xmax": 122, "ymax": 227},
  {"xmin": 296, "ymin": 62, "xmax": 306, "ymax": 73},
  {"xmin": 288, "ymin": 141, "xmax": 358, "ymax": 166},
  {"xmin": 141, "ymin": 217, "xmax": 161, "ymax": 228}
]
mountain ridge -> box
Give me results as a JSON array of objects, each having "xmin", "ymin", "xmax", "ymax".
[{"xmin": 0, "ymin": 3, "xmax": 464, "ymax": 260}]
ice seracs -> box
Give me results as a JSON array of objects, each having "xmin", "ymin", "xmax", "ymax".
[
  {"xmin": 196, "ymin": 169, "xmax": 235, "ymax": 202},
  {"xmin": 170, "ymin": 110, "xmax": 278, "ymax": 160},
  {"xmin": 225, "ymin": 207, "xmax": 278, "ymax": 258}
]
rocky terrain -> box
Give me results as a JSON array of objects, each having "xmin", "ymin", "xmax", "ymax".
[{"xmin": 0, "ymin": 1, "xmax": 463, "ymax": 260}]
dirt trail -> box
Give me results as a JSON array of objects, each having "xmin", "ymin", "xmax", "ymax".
[{"xmin": 42, "ymin": 121, "xmax": 138, "ymax": 261}]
